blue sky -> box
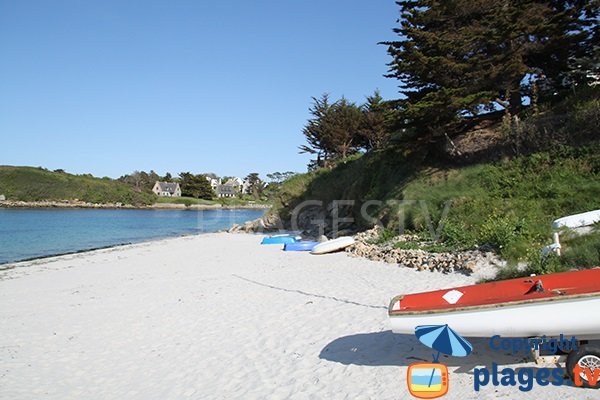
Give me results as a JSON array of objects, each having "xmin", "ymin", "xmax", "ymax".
[{"xmin": 0, "ymin": 0, "xmax": 400, "ymax": 179}]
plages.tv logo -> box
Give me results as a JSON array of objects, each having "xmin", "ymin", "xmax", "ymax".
[
  {"xmin": 407, "ymin": 324, "xmax": 472, "ymax": 399},
  {"xmin": 474, "ymin": 335, "xmax": 600, "ymax": 391}
]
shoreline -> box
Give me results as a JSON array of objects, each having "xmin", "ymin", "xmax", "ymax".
[
  {"xmin": 0, "ymin": 241, "xmax": 135, "ymax": 270},
  {"xmin": 0, "ymin": 231, "xmax": 246, "ymax": 271},
  {"xmin": 0, "ymin": 199, "xmax": 272, "ymax": 211},
  {"xmin": 0, "ymin": 230, "xmax": 267, "ymax": 269}
]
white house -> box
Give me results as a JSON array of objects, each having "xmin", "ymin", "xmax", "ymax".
[
  {"xmin": 205, "ymin": 176, "xmax": 220, "ymax": 191},
  {"xmin": 152, "ymin": 181, "xmax": 182, "ymax": 197},
  {"xmin": 216, "ymin": 178, "xmax": 242, "ymax": 198},
  {"xmin": 242, "ymin": 179, "xmax": 252, "ymax": 195}
]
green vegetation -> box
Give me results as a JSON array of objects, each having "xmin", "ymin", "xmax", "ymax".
[
  {"xmin": 299, "ymin": 2, "xmax": 598, "ymax": 171},
  {"xmin": 275, "ymin": 141, "xmax": 600, "ymax": 272},
  {"xmin": 401, "ymin": 145, "xmax": 600, "ymax": 264},
  {"xmin": 299, "ymin": 92, "xmax": 398, "ymax": 170},
  {"xmin": 272, "ymin": 91, "xmax": 600, "ymax": 277},
  {"xmin": 178, "ymin": 172, "xmax": 215, "ymax": 200},
  {"xmin": 383, "ymin": 0, "xmax": 597, "ymax": 136},
  {"xmin": 243, "ymin": 172, "xmax": 266, "ymax": 199},
  {"xmin": 118, "ymin": 170, "xmax": 161, "ymax": 193},
  {"xmin": 154, "ymin": 196, "xmax": 217, "ymax": 206},
  {"xmin": 0, "ymin": 166, "xmax": 154, "ymax": 205},
  {"xmin": 0, "ymin": 167, "xmax": 273, "ymax": 208},
  {"xmin": 560, "ymin": 228, "xmax": 600, "ymax": 270}
]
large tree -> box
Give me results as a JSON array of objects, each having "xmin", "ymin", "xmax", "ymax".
[
  {"xmin": 244, "ymin": 172, "xmax": 265, "ymax": 198},
  {"xmin": 178, "ymin": 172, "xmax": 214, "ymax": 200},
  {"xmin": 266, "ymin": 171, "xmax": 297, "ymax": 183},
  {"xmin": 118, "ymin": 170, "xmax": 160, "ymax": 192},
  {"xmin": 300, "ymin": 94, "xmax": 363, "ymax": 166},
  {"xmin": 299, "ymin": 94, "xmax": 337, "ymax": 165},
  {"xmin": 358, "ymin": 90, "xmax": 396, "ymax": 150},
  {"xmin": 384, "ymin": 0, "xmax": 599, "ymax": 134}
]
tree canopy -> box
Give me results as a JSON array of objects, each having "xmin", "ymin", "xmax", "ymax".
[
  {"xmin": 383, "ymin": 0, "xmax": 599, "ymax": 134},
  {"xmin": 178, "ymin": 172, "xmax": 215, "ymax": 200},
  {"xmin": 118, "ymin": 170, "xmax": 160, "ymax": 192},
  {"xmin": 299, "ymin": 92, "xmax": 396, "ymax": 168},
  {"xmin": 266, "ymin": 171, "xmax": 297, "ymax": 183},
  {"xmin": 358, "ymin": 90, "xmax": 396, "ymax": 150}
]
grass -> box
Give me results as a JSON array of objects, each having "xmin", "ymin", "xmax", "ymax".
[
  {"xmin": 270, "ymin": 146, "xmax": 418, "ymax": 229},
  {"xmin": 156, "ymin": 195, "xmax": 271, "ymax": 207},
  {"xmin": 0, "ymin": 166, "xmax": 155, "ymax": 205},
  {"xmin": 155, "ymin": 196, "xmax": 217, "ymax": 206},
  {"xmin": 560, "ymin": 228, "xmax": 600, "ymax": 269},
  {"xmin": 219, "ymin": 197, "xmax": 269, "ymax": 206},
  {"xmin": 399, "ymin": 146, "xmax": 600, "ymax": 264}
]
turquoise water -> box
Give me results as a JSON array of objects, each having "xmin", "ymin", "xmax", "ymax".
[{"xmin": 0, "ymin": 208, "xmax": 265, "ymax": 264}]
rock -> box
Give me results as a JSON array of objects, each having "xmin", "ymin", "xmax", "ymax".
[
  {"xmin": 334, "ymin": 228, "xmax": 356, "ymax": 237},
  {"xmin": 345, "ymin": 228, "xmax": 501, "ymax": 275}
]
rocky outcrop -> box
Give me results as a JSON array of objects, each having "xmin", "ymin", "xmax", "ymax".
[
  {"xmin": 228, "ymin": 212, "xmax": 284, "ymax": 233},
  {"xmin": 346, "ymin": 227, "xmax": 503, "ymax": 275},
  {"xmin": 231, "ymin": 200, "xmax": 358, "ymax": 238}
]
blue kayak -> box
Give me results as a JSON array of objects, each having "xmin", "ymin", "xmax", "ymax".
[
  {"xmin": 284, "ymin": 241, "xmax": 319, "ymax": 251},
  {"xmin": 261, "ymin": 236, "xmax": 298, "ymax": 245}
]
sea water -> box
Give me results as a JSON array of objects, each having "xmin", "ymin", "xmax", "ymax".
[{"xmin": 0, "ymin": 208, "xmax": 265, "ymax": 264}]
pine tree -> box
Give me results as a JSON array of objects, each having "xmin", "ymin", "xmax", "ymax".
[
  {"xmin": 328, "ymin": 97, "xmax": 363, "ymax": 159},
  {"xmin": 179, "ymin": 172, "xmax": 214, "ymax": 200},
  {"xmin": 299, "ymin": 94, "xmax": 363, "ymax": 166},
  {"xmin": 358, "ymin": 90, "xmax": 396, "ymax": 150},
  {"xmin": 299, "ymin": 94, "xmax": 336, "ymax": 165},
  {"xmin": 244, "ymin": 172, "xmax": 264, "ymax": 198},
  {"xmin": 383, "ymin": 0, "xmax": 599, "ymax": 134}
]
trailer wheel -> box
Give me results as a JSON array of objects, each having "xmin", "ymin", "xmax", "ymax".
[{"xmin": 566, "ymin": 344, "xmax": 600, "ymax": 389}]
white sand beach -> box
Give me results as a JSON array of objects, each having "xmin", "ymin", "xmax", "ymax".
[{"xmin": 0, "ymin": 233, "xmax": 595, "ymax": 399}]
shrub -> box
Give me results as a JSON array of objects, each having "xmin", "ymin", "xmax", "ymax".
[{"xmin": 560, "ymin": 229, "xmax": 600, "ymax": 269}]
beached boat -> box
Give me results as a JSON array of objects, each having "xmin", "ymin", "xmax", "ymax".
[
  {"xmin": 310, "ymin": 236, "xmax": 355, "ymax": 255},
  {"xmin": 552, "ymin": 209, "xmax": 600, "ymax": 229},
  {"xmin": 388, "ymin": 268, "xmax": 600, "ymax": 339},
  {"xmin": 284, "ymin": 241, "xmax": 318, "ymax": 251},
  {"xmin": 261, "ymin": 235, "xmax": 299, "ymax": 245}
]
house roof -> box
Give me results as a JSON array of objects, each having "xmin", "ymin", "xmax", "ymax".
[
  {"xmin": 155, "ymin": 182, "xmax": 179, "ymax": 193},
  {"xmin": 223, "ymin": 179, "xmax": 240, "ymax": 187}
]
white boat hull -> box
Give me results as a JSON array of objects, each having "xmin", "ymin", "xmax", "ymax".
[
  {"xmin": 389, "ymin": 295, "xmax": 600, "ymax": 339},
  {"xmin": 310, "ymin": 236, "xmax": 355, "ymax": 255},
  {"xmin": 552, "ymin": 209, "xmax": 600, "ymax": 229}
]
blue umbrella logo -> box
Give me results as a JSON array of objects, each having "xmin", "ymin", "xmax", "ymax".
[
  {"xmin": 415, "ymin": 324, "xmax": 473, "ymax": 361},
  {"xmin": 414, "ymin": 324, "xmax": 472, "ymax": 389}
]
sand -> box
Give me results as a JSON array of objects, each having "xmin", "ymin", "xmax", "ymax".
[{"xmin": 0, "ymin": 233, "xmax": 595, "ymax": 399}]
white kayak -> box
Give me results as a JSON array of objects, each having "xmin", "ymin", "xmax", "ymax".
[{"xmin": 310, "ymin": 236, "xmax": 355, "ymax": 255}]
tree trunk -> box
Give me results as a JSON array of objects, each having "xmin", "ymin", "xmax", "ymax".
[{"xmin": 509, "ymin": 88, "xmax": 522, "ymax": 116}]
